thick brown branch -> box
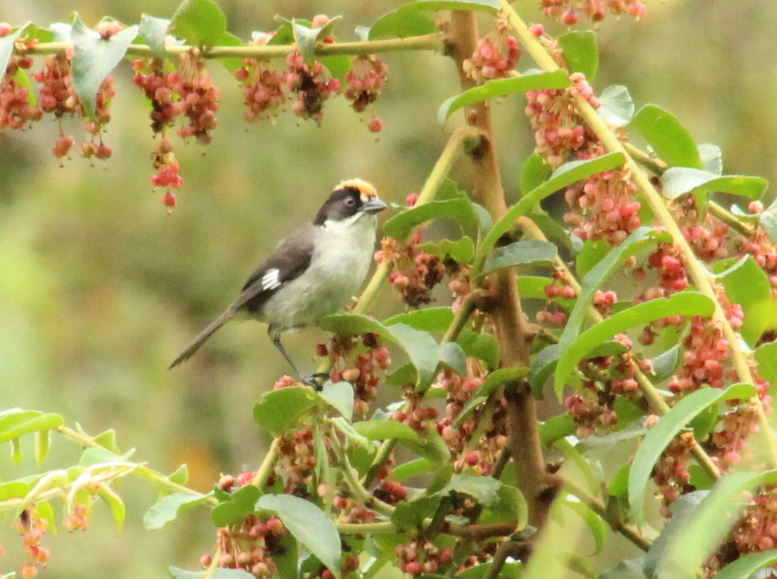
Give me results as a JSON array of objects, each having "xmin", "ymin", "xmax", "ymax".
[{"xmin": 447, "ymin": 10, "xmax": 558, "ymax": 531}]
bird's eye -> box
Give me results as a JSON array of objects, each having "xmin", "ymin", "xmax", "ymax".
[{"xmin": 344, "ymin": 197, "xmax": 356, "ymax": 207}]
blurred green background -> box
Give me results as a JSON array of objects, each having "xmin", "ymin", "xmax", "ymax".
[{"xmin": 0, "ymin": 0, "xmax": 776, "ymax": 577}]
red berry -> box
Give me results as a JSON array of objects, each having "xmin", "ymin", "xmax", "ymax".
[{"xmin": 367, "ymin": 117, "xmax": 383, "ymax": 133}]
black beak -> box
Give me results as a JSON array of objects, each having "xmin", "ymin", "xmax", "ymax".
[{"xmin": 362, "ymin": 197, "xmax": 388, "ymax": 213}]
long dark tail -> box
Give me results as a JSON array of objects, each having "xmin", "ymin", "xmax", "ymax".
[{"xmin": 169, "ymin": 308, "xmax": 235, "ymax": 369}]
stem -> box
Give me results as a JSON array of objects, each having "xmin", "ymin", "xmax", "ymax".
[
  {"xmin": 251, "ymin": 437, "xmax": 281, "ymax": 488},
  {"xmin": 337, "ymin": 521, "xmax": 396, "ymax": 534},
  {"xmin": 336, "ymin": 520, "xmax": 519, "ymax": 540},
  {"xmin": 202, "ymin": 547, "xmax": 223, "ymax": 579},
  {"xmin": 328, "ymin": 430, "xmax": 395, "ymax": 517},
  {"xmin": 501, "ymin": 0, "xmax": 777, "ymax": 468},
  {"xmin": 23, "ymin": 34, "xmax": 445, "ymax": 59}
]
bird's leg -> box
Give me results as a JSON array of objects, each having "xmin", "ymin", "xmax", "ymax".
[{"xmin": 269, "ymin": 326, "xmax": 327, "ymax": 390}]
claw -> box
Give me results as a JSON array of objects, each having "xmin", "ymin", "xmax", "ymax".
[{"xmin": 300, "ymin": 373, "xmax": 328, "ymax": 391}]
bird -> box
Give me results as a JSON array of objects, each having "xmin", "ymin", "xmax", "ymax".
[{"xmin": 169, "ymin": 179, "xmax": 388, "ymax": 383}]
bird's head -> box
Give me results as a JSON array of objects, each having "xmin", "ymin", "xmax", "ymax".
[{"xmin": 314, "ymin": 179, "xmax": 388, "ymax": 226}]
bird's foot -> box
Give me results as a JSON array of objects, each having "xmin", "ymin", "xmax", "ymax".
[{"xmin": 300, "ymin": 372, "xmax": 329, "ymax": 391}]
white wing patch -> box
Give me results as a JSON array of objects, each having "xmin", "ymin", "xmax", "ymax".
[{"xmin": 261, "ymin": 268, "xmax": 282, "ymax": 291}]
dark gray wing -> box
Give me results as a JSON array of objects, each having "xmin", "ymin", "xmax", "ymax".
[{"xmin": 235, "ymin": 225, "xmax": 315, "ymax": 314}]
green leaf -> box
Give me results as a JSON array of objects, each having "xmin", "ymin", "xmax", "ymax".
[
  {"xmin": 292, "ymin": 17, "xmax": 343, "ymax": 67},
  {"xmin": 558, "ymin": 31, "xmax": 598, "ymax": 80},
  {"xmin": 643, "ymin": 492, "xmax": 706, "ymax": 578},
  {"xmin": 50, "ymin": 22, "xmax": 72, "ymax": 42},
  {"xmin": 477, "ymin": 240, "xmax": 557, "ymax": 281},
  {"xmin": 561, "ymin": 494, "xmax": 606, "ymax": 554},
  {"xmin": 170, "ymin": 0, "xmax": 227, "ymax": 46},
  {"xmin": 760, "ymin": 199, "xmax": 777, "ymax": 244},
  {"xmin": 539, "ymin": 414, "xmax": 577, "ymax": 447},
  {"xmin": 393, "ymin": 458, "xmax": 438, "ymax": 481},
  {"xmin": 34, "ymin": 430, "xmax": 51, "ymax": 465},
  {"xmin": 168, "ymin": 464, "xmax": 189, "ymax": 485},
  {"xmin": 211, "ymin": 485, "xmax": 260, "ymax": 527},
  {"xmin": 575, "ymin": 239, "xmax": 610, "ymax": 279},
  {"xmin": 170, "ymin": 567, "xmax": 255, "ymax": 579},
  {"xmin": 475, "ymin": 152, "xmax": 626, "ymax": 271},
  {"xmin": 0, "ymin": 480, "xmax": 31, "ymax": 501},
  {"xmin": 659, "ymin": 471, "xmax": 777, "ymax": 579},
  {"xmin": 11, "ymin": 437, "xmax": 22, "ymax": 464},
  {"xmin": 576, "ymin": 421, "xmax": 647, "ymax": 455},
  {"xmin": 386, "ymin": 362, "xmax": 419, "ymax": 387},
  {"xmin": 388, "ymin": 323, "xmax": 440, "ymax": 389},
  {"xmin": 628, "ymin": 383, "xmax": 757, "ymax": 525},
  {"xmin": 352, "ymin": 420, "xmax": 419, "ymax": 441},
  {"xmin": 138, "ymin": 15, "xmax": 171, "ymax": 56},
  {"xmin": 384, "ymin": 308, "xmax": 455, "ymax": 333},
  {"xmin": 649, "ymin": 345, "xmax": 681, "ymax": 383},
  {"xmin": 79, "ymin": 446, "xmax": 125, "ymax": 466},
  {"xmin": 520, "ymin": 153, "xmax": 553, "ymax": 195},
  {"xmin": 718, "ymin": 255, "xmax": 772, "ymax": 346},
  {"xmin": 443, "ymin": 474, "xmax": 501, "ymax": 506},
  {"xmin": 755, "ymin": 342, "xmax": 777, "ymax": 388},
  {"xmin": 438, "ymin": 342, "xmax": 467, "ymax": 376},
  {"xmin": 253, "ymin": 387, "xmax": 324, "ymax": 435},
  {"xmin": 382, "ymin": 198, "xmax": 479, "ymax": 239},
  {"xmin": 630, "ymin": 104, "xmax": 703, "ymax": 169},
  {"xmin": 661, "ymin": 167, "xmax": 768, "ymax": 201},
  {"xmin": 598, "ymin": 558, "xmax": 647, "ymax": 579},
  {"xmin": 554, "ymin": 293, "xmax": 715, "ymax": 398},
  {"xmin": 319, "ymin": 313, "xmax": 389, "ymax": 339},
  {"xmin": 0, "ymin": 25, "xmax": 28, "ymax": 79},
  {"xmin": 598, "ymin": 85, "xmax": 634, "ymax": 127},
  {"xmin": 321, "ymin": 55, "xmax": 351, "ymax": 80},
  {"xmin": 320, "ymin": 381, "xmax": 354, "ymax": 420},
  {"xmin": 368, "ymin": 7, "xmax": 437, "ymax": 40},
  {"xmin": 97, "ymin": 485, "xmax": 126, "ymax": 531},
  {"xmin": 457, "ymin": 330, "xmax": 500, "ymax": 370},
  {"xmin": 530, "ymin": 345, "xmax": 559, "ymax": 398},
  {"xmin": 0, "ymin": 409, "xmax": 65, "ymax": 444},
  {"xmin": 257, "ymin": 494, "xmax": 342, "ymax": 577},
  {"xmin": 401, "ymin": 0, "xmax": 501, "ymax": 13},
  {"xmin": 488, "ymin": 484, "xmax": 528, "ymax": 530},
  {"xmin": 146, "ymin": 492, "xmax": 208, "ymax": 529},
  {"xmin": 609, "ymin": 464, "xmax": 630, "ymax": 498},
  {"xmin": 714, "ymin": 550, "xmax": 777, "ymax": 579},
  {"xmin": 439, "ymin": 70, "xmax": 571, "ymax": 124},
  {"xmin": 391, "ymin": 496, "xmax": 441, "ymax": 531},
  {"xmin": 419, "ymin": 237, "xmax": 475, "ymax": 264},
  {"xmin": 699, "ymin": 143, "xmax": 723, "ymax": 175},
  {"xmin": 70, "ymin": 14, "xmax": 138, "ymax": 118},
  {"xmin": 94, "ymin": 428, "xmax": 121, "ymax": 453}
]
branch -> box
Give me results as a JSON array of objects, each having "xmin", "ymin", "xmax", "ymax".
[
  {"xmin": 22, "ymin": 34, "xmax": 445, "ymax": 59},
  {"xmin": 57, "ymin": 425, "xmax": 217, "ymax": 502}
]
